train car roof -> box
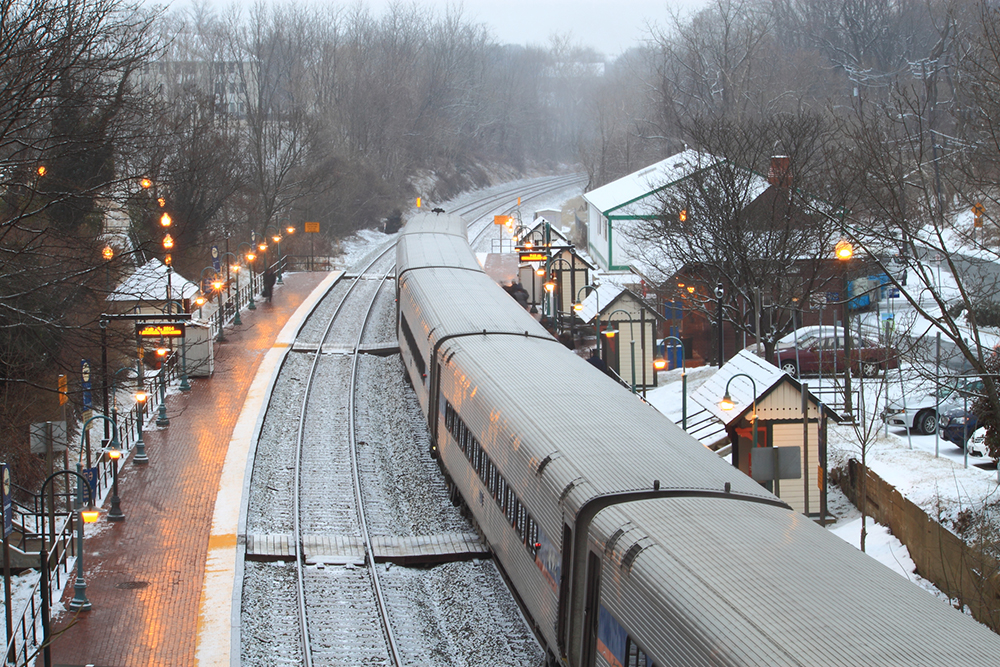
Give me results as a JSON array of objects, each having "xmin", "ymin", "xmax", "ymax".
[
  {"xmin": 592, "ymin": 497, "xmax": 1000, "ymax": 663},
  {"xmin": 399, "ymin": 266, "xmax": 552, "ymax": 346},
  {"xmin": 398, "ymin": 211, "xmax": 468, "ymax": 238},
  {"xmin": 396, "ymin": 233, "xmax": 484, "ymax": 275},
  {"xmin": 437, "ymin": 333, "xmax": 773, "ymax": 512}
]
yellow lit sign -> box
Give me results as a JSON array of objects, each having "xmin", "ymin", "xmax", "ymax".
[
  {"xmin": 519, "ymin": 252, "xmax": 548, "ymax": 262},
  {"xmin": 304, "ymin": 221, "xmax": 320, "ymax": 233},
  {"xmin": 136, "ymin": 323, "xmax": 186, "ymax": 338},
  {"xmin": 494, "ymin": 215, "xmax": 513, "ymax": 226}
]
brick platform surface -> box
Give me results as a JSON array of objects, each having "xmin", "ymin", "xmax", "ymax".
[{"xmin": 49, "ymin": 271, "xmax": 329, "ymax": 667}]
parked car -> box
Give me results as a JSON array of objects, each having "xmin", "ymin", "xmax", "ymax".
[
  {"xmin": 882, "ymin": 377, "xmax": 984, "ymax": 436},
  {"xmin": 939, "ymin": 404, "xmax": 979, "ymax": 449},
  {"xmin": 966, "ymin": 426, "xmax": 990, "ymax": 458},
  {"xmin": 774, "ymin": 333, "xmax": 899, "ymax": 377}
]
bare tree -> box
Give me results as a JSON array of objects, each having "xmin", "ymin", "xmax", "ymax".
[
  {"xmin": 0, "ymin": 0, "xmax": 162, "ymax": 484},
  {"xmin": 620, "ymin": 112, "xmax": 843, "ymax": 359}
]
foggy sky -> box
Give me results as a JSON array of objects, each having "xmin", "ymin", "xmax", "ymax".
[{"xmin": 363, "ymin": 0, "xmax": 709, "ymax": 56}]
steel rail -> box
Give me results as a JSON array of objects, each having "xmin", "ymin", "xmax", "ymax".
[
  {"xmin": 291, "ymin": 243, "xmax": 396, "ymax": 666},
  {"xmin": 346, "ymin": 268, "xmax": 403, "ymax": 665},
  {"xmin": 286, "ymin": 172, "xmax": 586, "ymax": 665}
]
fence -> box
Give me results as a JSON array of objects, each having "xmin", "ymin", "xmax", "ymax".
[
  {"xmin": 3, "ymin": 516, "xmax": 78, "ymax": 666},
  {"xmin": 838, "ymin": 459, "xmax": 1000, "ymax": 631}
]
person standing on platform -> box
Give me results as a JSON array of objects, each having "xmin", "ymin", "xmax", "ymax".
[{"xmin": 262, "ymin": 268, "xmax": 277, "ymax": 302}]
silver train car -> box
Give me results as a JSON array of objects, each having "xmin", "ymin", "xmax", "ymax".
[{"xmin": 396, "ymin": 210, "xmax": 1000, "ymax": 667}]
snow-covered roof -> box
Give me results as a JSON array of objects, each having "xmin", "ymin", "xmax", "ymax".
[
  {"xmin": 691, "ymin": 350, "xmax": 789, "ymax": 424},
  {"xmin": 525, "ymin": 218, "xmax": 570, "ymax": 243},
  {"xmin": 583, "ymin": 149, "xmax": 721, "ymax": 217},
  {"xmin": 107, "ymin": 258, "xmax": 198, "ymax": 303},
  {"xmin": 575, "ymin": 283, "xmax": 624, "ymax": 323}
]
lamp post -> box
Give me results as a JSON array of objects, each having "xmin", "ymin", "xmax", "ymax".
[
  {"xmin": 133, "ymin": 374, "xmax": 149, "ymax": 464},
  {"xmin": 281, "ymin": 225, "xmax": 295, "ymax": 281},
  {"xmin": 715, "ymin": 282, "xmax": 725, "ymax": 367},
  {"xmin": 545, "ymin": 257, "xmax": 575, "ymax": 333},
  {"xmin": 155, "ymin": 345, "xmax": 170, "ymax": 427},
  {"xmin": 238, "ymin": 242, "xmax": 257, "ymax": 310},
  {"xmin": 218, "ymin": 252, "xmax": 244, "ymax": 326},
  {"xmin": 167, "ymin": 299, "xmax": 191, "ymax": 392},
  {"xmin": 95, "ymin": 412, "xmax": 125, "ymax": 523},
  {"xmin": 835, "ymin": 239, "xmax": 854, "ymax": 417},
  {"xmin": 39, "ymin": 469, "xmax": 99, "ymax": 667},
  {"xmin": 102, "ymin": 244, "xmax": 114, "ymax": 293},
  {"xmin": 606, "ymin": 309, "xmax": 638, "ymax": 394},
  {"xmin": 719, "ymin": 372, "xmax": 758, "ymax": 451},
  {"xmin": 264, "ymin": 225, "xmax": 283, "ymax": 283},
  {"xmin": 660, "ymin": 335, "xmax": 687, "ymax": 427},
  {"xmin": 574, "ymin": 284, "xmax": 602, "ymax": 356}
]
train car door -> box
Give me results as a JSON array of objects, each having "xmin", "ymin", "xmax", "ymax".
[
  {"xmin": 557, "ymin": 524, "xmax": 572, "ymax": 655},
  {"xmin": 581, "ymin": 551, "xmax": 602, "ymax": 667},
  {"xmin": 430, "ymin": 359, "xmax": 443, "ymax": 456}
]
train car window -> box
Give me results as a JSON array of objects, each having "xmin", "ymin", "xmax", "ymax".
[
  {"xmin": 399, "ymin": 315, "xmax": 426, "ymax": 379},
  {"xmin": 625, "ymin": 637, "xmax": 655, "ymax": 667},
  {"xmin": 445, "ymin": 403, "xmax": 455, "ymax": 434}
]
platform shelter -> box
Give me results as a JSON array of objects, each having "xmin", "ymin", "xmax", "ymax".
[{"xmin": 692, "ymin": 350, "xmax": 841, "ymax": 517}]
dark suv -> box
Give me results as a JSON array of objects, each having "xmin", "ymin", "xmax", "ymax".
[{"xmin": 774, "ymin": 333, "xmax": 899, "ymax": 377}]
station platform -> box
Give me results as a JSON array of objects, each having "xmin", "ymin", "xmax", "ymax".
[{"xmin": 49, "ymin": 270, "xmax": 339, "ymax": 667}]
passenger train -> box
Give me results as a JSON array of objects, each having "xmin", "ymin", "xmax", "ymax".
[{"xmin": 395, "ymin": 210, "xmax": 1000, "ymax": 667}]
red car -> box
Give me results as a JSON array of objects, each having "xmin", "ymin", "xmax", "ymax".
[{"xmin": 774, "ymin": 332, "xmax": 898, "ymax": 377}]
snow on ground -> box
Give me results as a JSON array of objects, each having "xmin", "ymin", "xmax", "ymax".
[{"xmin": 647, "ymin": 360, "xmax": 1000, "ymax": 606}]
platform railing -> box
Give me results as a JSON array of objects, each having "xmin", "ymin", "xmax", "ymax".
[{"xmin": 4, "ymin": 503, "xmax": 79, "ymax": 665}]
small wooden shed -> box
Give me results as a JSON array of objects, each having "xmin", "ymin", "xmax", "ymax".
[
  {"xmin": 692, "ymin": 350, "xmax": 840, "ymax": 517},
  {"xmin": 576, "ymin": 283, "xmax": 664, "ymax": 390}
]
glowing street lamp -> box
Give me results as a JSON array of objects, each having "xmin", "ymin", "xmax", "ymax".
[
  {"xmin": 133, "ymin": 377, "xmax": 149, "ymax": 464},
  {"xmin": 836, "ymin": 238, "xmax": 855, "ymax": 416},
  {"xmin": 660, "ymin": 335, "xmax": 686, "ymax": 426},
  {"xmin": 719, "ymin": 372, "xmax": 758, "ymax": 450},
  {"xmin": 239, "ymin": 242, "xmax": 258, "ymax": 310},
  {"xmin": 160, "ymin": 212, "xmax": 172, "ymax": 227},
  {"xmin": 155, "ymin": 346, "xmax": 170, "ymax": 427},
  {"xmin": 39, "ymin": 467, "xmax": 98, "ymax": 667},
  {"xmin": 218, "ymin": 252, "xmax": 245, "ymax": 327},
  {"xmin": 606, "ymin": 309, "xmax": 638, "ymax": 394}
]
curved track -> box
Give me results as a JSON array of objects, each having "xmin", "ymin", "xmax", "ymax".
[{"xmin": 241, "ymin": 173, "xmax": 585, "ymax": 666}]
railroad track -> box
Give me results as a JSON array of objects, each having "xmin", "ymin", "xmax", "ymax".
[{"xmin": 241, "ymin": 173, "xmax": 583, "ymax": 666}]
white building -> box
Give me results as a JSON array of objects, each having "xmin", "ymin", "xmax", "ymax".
[{"xmin": 582, "ymin": 149, "xmax": 720, "ymax": 271}]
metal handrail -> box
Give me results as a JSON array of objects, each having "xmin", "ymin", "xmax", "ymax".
[{"xmin": 4, "ymin": 505, "xmax": 78, "ymax": 665}]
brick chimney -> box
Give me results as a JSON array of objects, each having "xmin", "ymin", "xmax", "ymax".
[{"xmin": 767, "ymin": 155, "xmax": 792, "ymax": 188}]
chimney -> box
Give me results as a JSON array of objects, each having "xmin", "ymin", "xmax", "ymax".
[{"xmin": 768, "ymin": 155, "xmax": 792, "ymax": 188}]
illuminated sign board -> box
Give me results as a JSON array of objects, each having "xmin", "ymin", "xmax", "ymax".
[
  {"xmin": 136, "ymin": 322, "xmax": 186, "ymax": 338},
  {"xmin": 519, "ymin": 252, "xmax": 548, "ymax": 262},
  {"xmin": 304, "ymin": 221, "xmax": 320, "ymax": 233},
  {"xmin": 494, "ymin": 215, "xmax": 512, "ymax": 226}
]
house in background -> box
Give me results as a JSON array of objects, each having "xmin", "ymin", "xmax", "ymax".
[
  {"xmin": 582, "ymin": 149, "xmax": 720, "ymax": 272},
  {"xmin": 584, "ymin": 149, "xmax": 853, "ymax": 369}
]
